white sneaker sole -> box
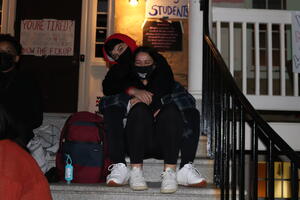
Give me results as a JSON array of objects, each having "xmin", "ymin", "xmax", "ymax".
[
  {"xmin": 130, "ymin": 185, "xmax": 148, "ymax": 191},
  {"xmin": 178, "ymin": 179, "xmax": 207, "ymax": 187},
  {"xmin": 160, "ymin": 187, "xmax": 177, "ymax": 194},
  {"xmin": 106, "ymin": 180, "xmax": 128, "ymax": 187}
]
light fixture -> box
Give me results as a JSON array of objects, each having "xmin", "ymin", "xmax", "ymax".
[{"xmin": 129, "ymin": 0, "xmax": 139, "ymax": 7}]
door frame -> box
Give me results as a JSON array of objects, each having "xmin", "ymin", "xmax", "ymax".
[{"xmin": 2, "ymin": 0, "xmax": 115, "ymax": 112}]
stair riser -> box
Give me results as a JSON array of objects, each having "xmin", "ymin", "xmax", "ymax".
[{"xmin": 51, "ymin": 192, "xmax": 219, "ymax": 200}]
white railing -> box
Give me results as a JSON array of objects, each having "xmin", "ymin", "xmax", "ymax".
[{"xmin": 212, "ymin": 7, "xmax": 300, "ymax": 111}]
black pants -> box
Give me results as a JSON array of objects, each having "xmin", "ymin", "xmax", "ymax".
[
  {"xmin": 125, "ymin": 103, "xmax": 183, "ymax": 164},
  {"xmin": 103, "ymin": 105, "xmax": 127, "ymax": 164},
  {"xmin": 180, "ymin": 108, "xmax": 200, "ymax": 168},
  {"xmin": 103, "ymin": 104, "xmax": 200, "ymax": 166}
]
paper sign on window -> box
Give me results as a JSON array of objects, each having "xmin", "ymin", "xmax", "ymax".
[
  {"xmin": 20, "ymin": 19, "xmax": 75, "ymax": 57},
  {"xmin": 292, "ymin": 12, "xmax": 300, "ymax": 73}
]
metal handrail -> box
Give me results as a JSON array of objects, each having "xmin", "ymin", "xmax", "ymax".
[{"xmin": 202, "ymin": 33, "xmax": 300, "ymax": 199}]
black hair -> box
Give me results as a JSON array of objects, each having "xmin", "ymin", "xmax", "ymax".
[
  {"xmin": 104, "ymin": 39, "xmax": 123, "ymax": 56},
  {"xmin": 132, "ymin": 46, "xmax": 168, "ymax": 66},
  {"xmin": 0, "ymin": 34, "xmax": 22, "ymax": 55}
]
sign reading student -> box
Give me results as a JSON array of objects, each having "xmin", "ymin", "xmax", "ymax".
[
  {"xmin": 292, "ymin": 12, "xmax": 300, "ymax": 73},
  {"xmin": 20, "ymin": 19, "xmax": 75, "ymax": 56},
  {"xmin": 146, "ymin": 0, "xmax": 188, "ymax": 19},
  {"xmin": 143, "ymin": 20, "xmax": 182, "ymax": 51}
]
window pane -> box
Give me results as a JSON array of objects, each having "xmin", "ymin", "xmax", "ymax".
[
  {"xmin": 269, "ymin": 0, "xmax": 282, "ymax": 10},
  {"xmin": 95, "ymin": 44, "xmax": 104, "ymax": 58},
  {"xmin": 96, "ymin": 0, "xmax": 108, "ymax": 58},
  {"xmin": 253, "ymin": 0, "xmax": 266, "ymax": 9},
  {"xmin": 97, "ymin": 14, "xmax": 107, "ymax": 27},
  {"xmin": 0, "ymin": 0, "xmax": 2, "ymax": 10},
  {"xmin": 98, "ymin": 0, "xmax": 108, "ymax": 13},
  {"xmin": 96, "ymin": 28, "xmax": 107, "ymax": 43}
]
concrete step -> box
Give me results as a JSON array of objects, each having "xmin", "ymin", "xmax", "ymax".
[
  {"xmin": 48, "ymin": 157, "xmax": 214, "ymax": 184},
  {"xmin": 50, "ymin": 182, "xmax": 220, "ymax": 200},
  {"xmin": 142, "ymin": 158, "xmax": 214, "ymax": 183}
]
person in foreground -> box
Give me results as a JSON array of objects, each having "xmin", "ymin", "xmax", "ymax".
[
  {"xmin": 0, "ymin": 34, "xmax": 43, "ymax": 146},
  {"xmin": 100, "ymin": 34, "xmax": 206, "ymax": 193},
  {"xmin": 0, "ymin": 105, "xmax": 52, "ymax": 200}
]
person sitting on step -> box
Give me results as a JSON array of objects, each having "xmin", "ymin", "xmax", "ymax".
[{"xmin": 100, "ymin": 34, "xmax": 206, "ymax": 193}]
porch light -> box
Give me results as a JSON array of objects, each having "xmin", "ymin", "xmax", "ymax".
[{"xmin": 129, "ymin": 0, "xmax": 139, "ymax": 6}]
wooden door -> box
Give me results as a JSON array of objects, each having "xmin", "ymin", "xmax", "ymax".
[{"xmin": 15, "ymin": 0, "xmax": 82, "ymax": 113}]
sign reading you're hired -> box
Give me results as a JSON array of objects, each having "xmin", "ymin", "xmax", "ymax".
[
  {"xmin": 146, "ymin": 0, "xmax": 188, "ymax": 19},
  {"xmin": 20, "ymin": 19, "xmax": 75, "ymax": 57}
]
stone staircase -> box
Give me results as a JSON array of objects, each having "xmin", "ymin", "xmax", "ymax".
[{"xmin": 42, "ymin": 113, "xmax": 220, "ymax": 200}]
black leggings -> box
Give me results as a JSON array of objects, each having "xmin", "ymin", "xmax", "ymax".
[
  {"xmin": 103, "ymin": 106, "xmax": 127, "ymax": 164},
  {"xmin": 180, "ymin": 108, "xmax": 200, "ymax": 168},
  {"xmin": 103, "ymin": 105, "xmax": 200, "ymax": 166},
  {"xmin": 125, "ymin": 103, "xmax": 183, "ymax": 164}
]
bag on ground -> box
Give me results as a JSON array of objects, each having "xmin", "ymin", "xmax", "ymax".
[{"xmin": 55, "ymin": 111, "xmax": 111, "ymax": 183}]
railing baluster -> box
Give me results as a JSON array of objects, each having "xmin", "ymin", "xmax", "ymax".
[
  {"xmin": 294, "ymin": 73, "xmax": 299, "ymax": 97},
  {"xmin": 291, "ymin": 162, "xmax": 299, "ymax": 199},
  {"xmin": 238, "ymin": 106, "xmax": 245, "ymax": 200},
  {"xmin": 242, "ymin": 22, "xmax": 247, "ymax": 94},
  {"xmin": 267, "ymin": 141, "xmax": 275, "ymax": 199},
  {"xmin": 225, "ymin": 92, "xmax": 230, "ymax": 200},
  {"xmin": 220, "ymin": 87, "xmax": 225, "ymax": 199},
  {"xmin": 231, "ymin": 97, "xmax": 237, "ymax": 199},
  {"xmin": 214, "ymin": 61, "xmax": 223, "ymax": 187},
  {"xmin": 222, "ymin": 90, "xmax": 228, "ymax": 199},
  {"xmin": 255, "ymin": 22, "xmax": 260, "ymax": 96},
  {"xmin": 229, "ymin": 22, "xmax": 234, "ymax": 75},
  {"xmin": 251, "ymin": 122, "xmax": 258, "ymax": 200},
  {"xmin": 280, "ymin": 23, "xmax": 286, "ymax": 96},
  {"xmin": 267, "ymin": 23, "xmax": 273, "ymax": 96},
  {"xmin": 217, "ymin": 21, "xmax": 221, "ymax": 52}
]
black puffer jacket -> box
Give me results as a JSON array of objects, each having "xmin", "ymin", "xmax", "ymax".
[{"xmin": 0, "ymin": 69, "xmax": 43, "ymax": 144}]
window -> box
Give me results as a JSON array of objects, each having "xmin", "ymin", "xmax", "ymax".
[
  {"xmin": 253, "ymin": 0, "xmax": 286, "ymax": 10},
  {"xmin": 95, "ymin": 0, "xmax": 108, "ymax": 58}
]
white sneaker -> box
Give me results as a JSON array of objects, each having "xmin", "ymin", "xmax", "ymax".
[
  {"xmin": 106, "ymin": 163, "xmax": 129, "ymax": 186},
  {"xmin": 177, "ymin": 163, "xmax": 207, "ymax": 187},
  {"xmin": 160, "ymin": 168, "xmax": 178, "ymax": 194},
  {"xmin": 129, "ymin": 167, "xmax": 148, "ymax": 191}
]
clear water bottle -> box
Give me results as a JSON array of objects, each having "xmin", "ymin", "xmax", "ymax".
[{"xmin": 65, "ymin": 154, "xmax": 73, "ymax": 184}]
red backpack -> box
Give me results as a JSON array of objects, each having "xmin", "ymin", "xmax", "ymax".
[{"xmin": 56, "ymin": 111, "xmax": 111, "ymax": 183}]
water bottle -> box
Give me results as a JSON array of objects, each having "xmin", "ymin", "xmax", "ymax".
[{"xmin": 65, "ymin": 154, "xmax": 73, "ymax": 184}]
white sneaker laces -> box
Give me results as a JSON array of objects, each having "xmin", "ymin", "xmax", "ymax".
[
  {"xmin": 108, "ymin": 163, "xmax": 124, "ymax": 176},
  {"xmin": 186, "ymin": 163, "xmax": 205, "ymax": 179}
]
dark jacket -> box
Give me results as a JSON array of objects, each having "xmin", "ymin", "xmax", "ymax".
[
  {"xmin": 103, "ymin": 53, "xmax": 174, "ymax": 113},
  {"xmin": 102, "ymin": 34, "xmax": 174, "ymax": 112},
  {"xmin": 0, "ymin": 69, "xmax": 43, "ymax": 144}
]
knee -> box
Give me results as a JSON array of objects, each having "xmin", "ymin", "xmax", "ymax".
[
  {"xmin": 159, "ymin": 104, "xmax": 181, "ymax": 121},
  {"xmin": 128, "ymin": 102, "xmax": 152, "ymax": 119}
]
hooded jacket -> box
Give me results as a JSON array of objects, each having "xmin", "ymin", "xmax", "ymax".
[
  {"xmin": 102, "ymin": 33, "xmax": 138, "ymax": 65},
  {"xmin": 102, "ymin": 33, "xmax": 138, "ymax": 95},
  {"xmin": 102, "ymin": 34, "xmax": 174, "ymax": 112}
]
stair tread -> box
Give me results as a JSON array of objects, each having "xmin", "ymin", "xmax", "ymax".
[{"xmin": 50, "ymin": 182, "xmax": 219, "ymax": 195}]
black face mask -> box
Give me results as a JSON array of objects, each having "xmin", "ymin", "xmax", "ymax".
[
  {"xmin": 115, "ymin": 48, "xmax": 132, "ymax": 64},
  {"xmin": 0, "ymin": 52, "xmax": 15, "ymax": 72},
  {"xmin": 134, "ymin": 65, "xmax": 155, "ymax": 80}
]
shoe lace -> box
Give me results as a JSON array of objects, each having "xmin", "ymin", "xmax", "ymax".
[
  {"xmin": 186, "ymin": 163, "xmax": 204, "ymax": 179},
  {"xmin": 108, "ymin": 163, "xmax": 124, "ymax": 176},
  {"xmin": 161, "ymin": 169, "xmax": 176, "ymax": 181}
]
